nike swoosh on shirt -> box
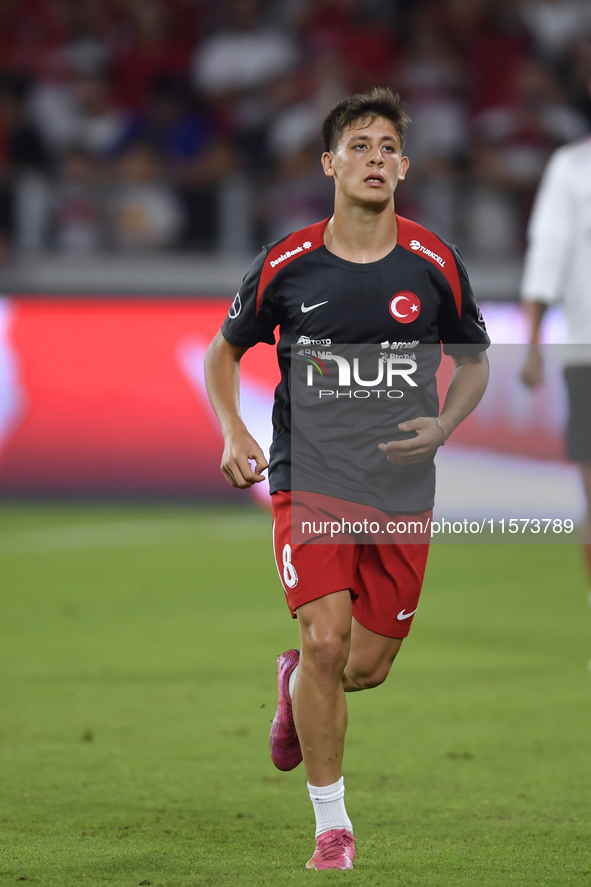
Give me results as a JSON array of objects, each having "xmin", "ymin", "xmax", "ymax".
[
  {"xmin": 301, "ymin": 301, "xmax": 328, "ymax": 313},
  {"xmin": 397, "ymin": 608, "xmax": 417, "ymax": 620}
]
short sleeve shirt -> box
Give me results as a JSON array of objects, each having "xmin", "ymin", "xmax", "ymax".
[{"xmin": 221, "ymin": 215, "xmax": 489, "ymax": 508}]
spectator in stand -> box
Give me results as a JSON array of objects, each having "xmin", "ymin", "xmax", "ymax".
[
  {"xmin": 260, "ymin": 72, "xmax": 332, "ymax": 241},
  {"xmin": 28, "ymin": 67, "xmax": 125, "ymax": 161},
  {"xmin": 108, "ymin": 141, "xmax": 184, "ymax": 251},
  {"xmin": 113, "ymin": 73, "xmax": 241, "ymax": 250},
  {"xmin": 444, "ymin": 0, "xmax": 532, "ymax": 115},
  {"xmin": 394, "ymin": 1, "xmax": 469, "ymax": 239},
  {"xmin": 51, "ymin": 147, "xmax": 106, "ymax": 253},
  {"xmin": 27, "ymin": 65, "xmax": 84, "ymax": 158},
  {"xmin": 191, "ymin": 0, "xmax": 299, "ymax": 171},
  {"xmin": 0, "ymin": 74, "xmax": 49, "ymax": 261},
  {"xmin": 564, "ymin": 34, "xmax": 591, "ymax": 124},
  {"xmin": 518, "ymin": 0, "xmax": 591, "ymax": 64},
  {"xmin": 70, "ymin": 72, "xmax": 126, "ymax": 157},
  {"xmin": 181, "ymin": 132, "xmax": 242, "ymax": 250},
  {"xmin": 113, "ymin": 0, "xmax": 195, "ymax": 111},
  {"xmin": 259, "ymin": 139, "xmax": 334, "ymax": 242},
  {"xmin": 193, "ymin": 0, "xmax": 298, "ymax": 99},
  {"xmin": 267, "ymin": 62, "xmax": 350, "ymax": 156},
  {"xmin": 475, "ymin": 57, "xmax": 589, "ymax": 173},
  {"xmin": 114, "ymin": 75, "xmax": 211, "ymax": 172},
  {"xmin": 1, "ymin": 0, "xmax": 590, "ymax": 261},
  {"xmin": 468, "ymin": 57, "xmax": 588, "ymax": 253},
  {"xmin": 21, "ymin": 0, "xmax": 121, "ymax": 157},
  {"xmin": 50, "ymin": 0, "xmax": 114, "ymax": 78},
  {"xmin": 0, "ymin": 76, "xmax": 49, "ymax": 178},
  {"xmin": 0, "ymin": 0, "xmax": 74, "ymax": 79},
  {"xmin": 297, "ymin": 0, "xmax": 398, "ymax": 92}
]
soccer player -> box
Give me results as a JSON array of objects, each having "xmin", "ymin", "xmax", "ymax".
[
  {"xmin": 520, "ymin": 75, "xmax": 591, "ymax": 616},
  {"xmin": 205, "ymin": 87, "xmax": 489, "ymax": 870}
]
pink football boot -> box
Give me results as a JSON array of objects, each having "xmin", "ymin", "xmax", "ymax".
[
  {"xmin": 306, "ymin": 829, "xmax": 356, "ymax": 870},
  {"xmin": 269, "ymin": 649, "xmax": 302, "ymax": 771}
]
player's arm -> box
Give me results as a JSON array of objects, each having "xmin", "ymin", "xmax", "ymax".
[
  {"xmin": 521, "ymin": 301, "xmax": 548, "ymax": 387},
  {"xmin": 520, "ymin": 148, "xmax": 572, "ymax": 388},
  {"xmin": 204, "ymin": 331, "xmax": 268, "ymax": 488},
  {"xmin": 379, "ymin": 350, "xmax": 489, "ymax": 465}
]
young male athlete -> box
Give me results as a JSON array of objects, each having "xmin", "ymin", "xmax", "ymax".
[{"xmin": 205, "ymin": 88, "xmax": 489, "ymax": 870}]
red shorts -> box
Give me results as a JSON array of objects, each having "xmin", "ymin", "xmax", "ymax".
[{"xmin": 271, "ymin": 491, "xmax": 431, "ymax": 638}]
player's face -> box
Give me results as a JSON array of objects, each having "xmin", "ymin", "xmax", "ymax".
[{"xmin": 321, "ymin": 117, "xmax": 409, "ymax": 207}]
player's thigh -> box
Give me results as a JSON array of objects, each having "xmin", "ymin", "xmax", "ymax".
[{"xmin": 272, "ymin": 490, "xmax": 358, "ymax": 617}]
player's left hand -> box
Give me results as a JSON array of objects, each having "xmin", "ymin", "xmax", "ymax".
[{"xmin": 378, "ymin": 417, "xmax": 445, "ymax": 465}]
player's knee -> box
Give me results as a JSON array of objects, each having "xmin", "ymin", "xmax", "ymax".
[
  {"xmin": 303, "ymin": 631, "xmax": 350, "ymax": 677},
  {"xmin": 346, "ymin": 662, "xmax": 391, "ymax": 690}
]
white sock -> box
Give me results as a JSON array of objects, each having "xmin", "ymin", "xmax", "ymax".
[
  {"xmin": 288, "ymin": 664, "xmax": 298, "ymax": 700},
  {"xmin": 307, "ymin": 777, "xmax": 353, "ymax": 837}
]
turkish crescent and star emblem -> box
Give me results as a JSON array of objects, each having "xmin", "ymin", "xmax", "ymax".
[{"xmin": 389, "ymin": 291, "xmax": 421, "ymax": 324}]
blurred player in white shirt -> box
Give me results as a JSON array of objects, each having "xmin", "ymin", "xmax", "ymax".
[{"xmin": 521, "ymin": 76, "xmax": 591, "ymax": 605}]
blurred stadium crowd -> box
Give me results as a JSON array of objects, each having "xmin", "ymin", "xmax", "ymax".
[{"xmin": 1, "ymin": 0, "xmax": 590, "ymax": 262}]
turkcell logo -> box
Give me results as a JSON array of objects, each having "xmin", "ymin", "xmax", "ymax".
[
  {"xmin": 306, "ymin": 353, "xmax": 417, "ymax": 399},
  {"xmin": 409, "ymin": 239, "xmax": 445, "ymax": 268}
]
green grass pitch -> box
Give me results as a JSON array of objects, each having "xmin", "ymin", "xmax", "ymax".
[{"xmin": 0, "ymin": 502, "xmax": 590, "ymax": 887}]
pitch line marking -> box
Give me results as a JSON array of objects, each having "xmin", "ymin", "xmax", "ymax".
[{"xmin": 0, "ymin": 515, "xmax": 269, "ymax": 554}]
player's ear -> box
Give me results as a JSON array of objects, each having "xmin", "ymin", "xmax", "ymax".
[
  {"xmin": 398, "ymin": 155, "xmax": 409, "ymax": 181},
  {"xmin": 321, "ymin": 151, "xmax": 335, "ymax": 178}
]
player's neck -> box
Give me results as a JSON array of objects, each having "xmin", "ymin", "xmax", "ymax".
[{"xmin": 324, "ymin": 199, "xmax": 398, "ymax": 264}]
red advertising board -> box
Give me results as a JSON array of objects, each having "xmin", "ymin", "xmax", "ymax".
[
  {"xmin": 0, "ymin": 298, "xmax": 278, "ymax": 497},
  {"xmin": 0, "ymin": 298, "xmax": 566, "ymax": 498}
]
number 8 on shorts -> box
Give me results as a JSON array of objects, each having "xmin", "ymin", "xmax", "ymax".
[{"xmin": 282, "ymin": 544, "xmax": 298, "ymax": 589}]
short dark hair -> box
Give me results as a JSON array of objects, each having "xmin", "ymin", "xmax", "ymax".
[{"xmin": 322, "ymin": 87, "xmax": 410, "ymax": 153}]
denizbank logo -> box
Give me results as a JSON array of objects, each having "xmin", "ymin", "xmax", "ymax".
[
  {"xmin": 270, "ymin": 240, "xmax": 312, "ymax": 268},
  {"xmin": 305, "ymin": 352, "xmax": 418, "ymax": 399}
]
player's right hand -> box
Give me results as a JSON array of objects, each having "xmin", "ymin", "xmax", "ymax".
[
  {"xmin": 521, "ymin": 343, "xmax": 544, "ymax": 388},
  {"xmin": 221, "ymin": 430, "xmax": 268, "ymax": 488}
]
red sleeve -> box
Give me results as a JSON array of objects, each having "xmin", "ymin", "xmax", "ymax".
[
  {"xmin": 220, "ymin": 247, "xmax": 277, "ymax": 348},
  {"xmin": 396, "ymin": 215, "xmax": 489, "ymax": 351}
]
